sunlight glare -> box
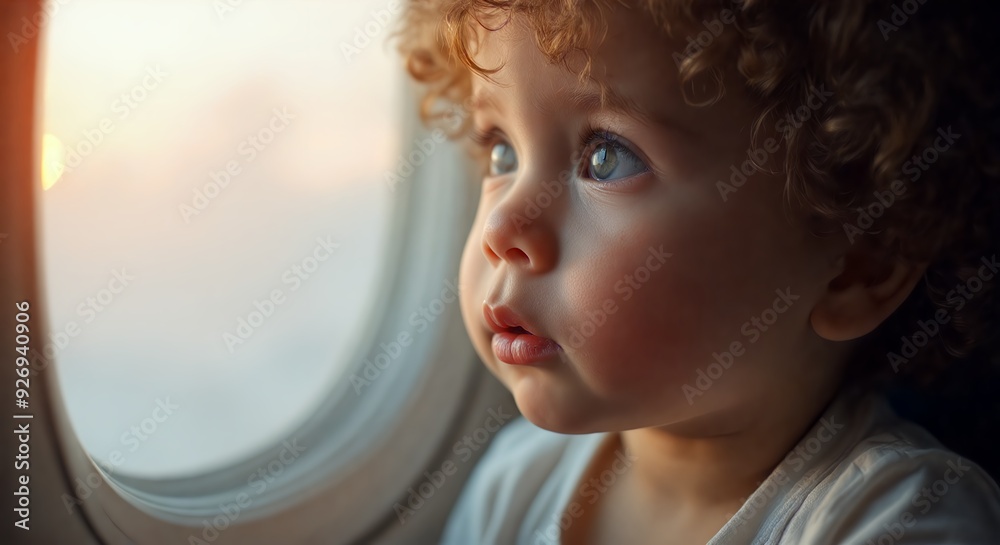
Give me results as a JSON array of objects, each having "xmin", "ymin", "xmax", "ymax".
[{"xmin": 41, "ymin": 132, "xmax": 66, "ymax": 191}]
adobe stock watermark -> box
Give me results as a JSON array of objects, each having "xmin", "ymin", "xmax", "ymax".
[
  {"xmin": 444, "ymin": 96, "xmax": 476, "ymax": 132},
  {"xmin": 33, "ymin": 268, "xmax": 136, "ymax": 376},
  {"xmin": 463, "ymin": 134, "xmax": 587, "ymax": 234},
  {"xmin": 717, "ymin": 85, "xmax": 834, "ymax": 202},
  {"xmin": 61, "ymin": 397, "xmax": 180, "ymax": 514},
  {"xmin": 682, "ymin": 287, "xmax": 800, "ymax": 404},
  {"xmin": 843, "ymin": 125, "xmax": 960, "ymax": 244},
  {"xmin": 385, "ymin": 128, "xmax": 447, "ymax": 192},
  {"xmin": 187, "ymin": 438, "xmax": 306, "ymax": 544},
  {"xmin": 16, "ymin": 270, "xmax": 135, "ymax": 383},
  {"xmin": 54, "ymin": 65, "xmax": 168, "ymax": 178},
  {"xmin": 341, "ymin": 1, "xmax": 401, "ymax": 63},
  {"xmin": 179, "ymin": 107, "xmax": 296, "ymax": 222},
  {"xmin": 213, "ymin": 0, "xmax": 251, "ymax": 21},
  {"xmin": 863, "ymin": 457, "xmax": 972, "ymax": 545},
  {"xmin": 729, "ymin": 416, "xmax": 844, "ymax": 525},
  {"xmin": 878, "ymin": 0, "xmax": 930, "ymax": 41},
  {"xmin": 394, "ymin": 406, "xmax": 514, "ymax": 524},
  {"xmin": 222, "ymin": 236, "xmax": 340, "ymax": 353},
  {"xmin": 510, "ymin": 172, "xmax": 571, "ymax": 233},
  {"xmin": 534, "ymin": 447, "xmax": 638, "ymax": 544},
  {"xmin": 349, "ymin": 277, "xmax": 462, "ymax": 394},
  {"xmin": 888, "ymin": 254, "xmax": 997, "ymax": 373},
  {"xmin": 7, "ymin": 0, "xmax": 73, "ymax": 53},
  {"xmin": 564, "ymin": 245, "xmax": 673, "ymax": 349}
]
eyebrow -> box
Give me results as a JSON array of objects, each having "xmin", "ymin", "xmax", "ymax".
[
  {"xmin": 470, "ymin": 84, "xmax": 655, "ymax": 123},
  {"xmin": 561, "ymin": 87, "xmax": 655, "ymax": 121},
  {"xmin": 469, "ymin": 88, "xmax": 502, "ymax": 114}
]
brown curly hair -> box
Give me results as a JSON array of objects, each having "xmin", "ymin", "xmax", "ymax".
[{"xmin": 394, "ymin": 0, "xmax": 1000, "ymax": 398}]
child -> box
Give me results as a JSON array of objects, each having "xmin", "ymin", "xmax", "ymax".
[{"xmin": 396, "ymin": 0, "xmax": 1000, "ymax": 543}]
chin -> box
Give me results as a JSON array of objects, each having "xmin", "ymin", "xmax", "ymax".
[{"xmin": 508, "ymin": 378, "xmax": 608, "ymax": 435}]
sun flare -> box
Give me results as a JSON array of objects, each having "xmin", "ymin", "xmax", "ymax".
[{"xmin": 41, "ymin": 133, "xmax": 66, "ymax": 191}]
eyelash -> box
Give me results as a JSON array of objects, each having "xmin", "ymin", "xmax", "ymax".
[
  {"xmin": 469, "ymin": 124, "xmax": 645, "ymax": 179},
  {"xmin": 469, "ymin": 127, "xmax": 500, "ymax": 150},
  {"xmin": 576, "ymin": 124, "xmax": 639, "ymax": 178}
]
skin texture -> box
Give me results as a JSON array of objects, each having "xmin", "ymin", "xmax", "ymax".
[{"xmin": 455, "ymin": 5, "xmax": 928, "ymax": 542}]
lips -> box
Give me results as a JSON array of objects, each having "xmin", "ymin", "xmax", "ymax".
[{"xmin": 483, "ymin": 304, "xmax": 561, "ymax": 365}]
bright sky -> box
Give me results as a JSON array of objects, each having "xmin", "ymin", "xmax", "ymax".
[{"xmin": 40, "ymin": 0, "xmax": 401, "ymax": 478}]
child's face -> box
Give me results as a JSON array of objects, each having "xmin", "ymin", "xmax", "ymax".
[{"xmin": 458, "ymin": 8, "xmax": 845, "ymax": 434}]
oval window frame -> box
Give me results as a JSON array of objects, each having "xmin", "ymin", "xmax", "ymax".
[{"xmin": 16, "ymin": 10, "xmax": 485, "ymax": 540}]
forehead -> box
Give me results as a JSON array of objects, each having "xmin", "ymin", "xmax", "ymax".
[{"xmin": 468, "ymin": 8, "xmax": 684, "ymax": 118}]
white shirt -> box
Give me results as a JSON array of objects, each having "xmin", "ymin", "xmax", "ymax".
[{"xmin": 440, "ymin": 390, "xmax": 1000, "ymax": 544}]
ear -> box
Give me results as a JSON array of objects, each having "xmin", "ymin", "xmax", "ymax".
[{"xmin": 810, "ymin": 242, "xmax": 929, "ymax": 342}]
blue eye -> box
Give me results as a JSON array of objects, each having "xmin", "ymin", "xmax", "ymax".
[
  {"xmin": 586, "ymin": 139, "xmax": 647, "ymax": 182},
  {"xmin": 489, "ymin": 142, "xmax": 518, "ymax": 176}
]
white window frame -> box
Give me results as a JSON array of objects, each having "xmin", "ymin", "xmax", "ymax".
[{"xmin": 0, "ymin": 6, "xmax": 515, "ymax": 543}]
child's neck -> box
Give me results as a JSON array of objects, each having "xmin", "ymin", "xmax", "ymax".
[{"xmin": 621, "ymin": 383, "xmax": 843, "ymax": 511}]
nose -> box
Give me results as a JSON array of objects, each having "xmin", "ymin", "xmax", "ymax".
[{"xmin": 480, "ymin": 178, "xmax": 561, "ymax": 273}]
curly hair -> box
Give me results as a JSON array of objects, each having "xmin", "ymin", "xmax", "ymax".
[{"xmin": 394, "ymin": 0, "xmax": 1000, "ymax": 398}]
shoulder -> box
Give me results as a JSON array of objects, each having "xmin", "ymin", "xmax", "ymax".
[
  {"xmin": 440, "ymin": 416, "xmax": 605, "ymax": 545},
  {"xmin": 795, "ymin": 419, "xmax": 1000, "ymax": 544}
]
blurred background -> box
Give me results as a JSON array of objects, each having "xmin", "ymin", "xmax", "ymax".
[{"xmin": 38, "ymin": 0, "xmax": 401, "ymax": 478}]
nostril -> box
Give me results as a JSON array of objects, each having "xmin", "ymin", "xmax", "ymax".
[{"xmin": 504, "ymin": 247, "xmax": 530, "ymax": 266}]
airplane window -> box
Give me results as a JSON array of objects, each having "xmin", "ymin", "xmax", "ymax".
[{"xmin": 39, "ymin": 0, "xmax": 403, "ymax": 478}]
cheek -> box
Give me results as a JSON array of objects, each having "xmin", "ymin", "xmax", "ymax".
[
  {"xmin": 563, "ymin": 264, "xmax": 714, "ymax": 400},
  {"xmin": 554, "ymin": 196, "xmax": 802, "ymax": 402},
  {"xmin": 556, "ymin": 227, "xmax": 719, "ymax": 399},
  {"xmin": 458, "ymin": 214, "xmax": 499, "ymax": 369},
  {"xmin": 459, "ymin": 227, "xmax": 485, "ymax": 331}
]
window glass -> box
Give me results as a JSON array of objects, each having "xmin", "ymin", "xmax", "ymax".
[{"xmin": 40, "ymin": 0, "xmax": 401, "ymax": 478}]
